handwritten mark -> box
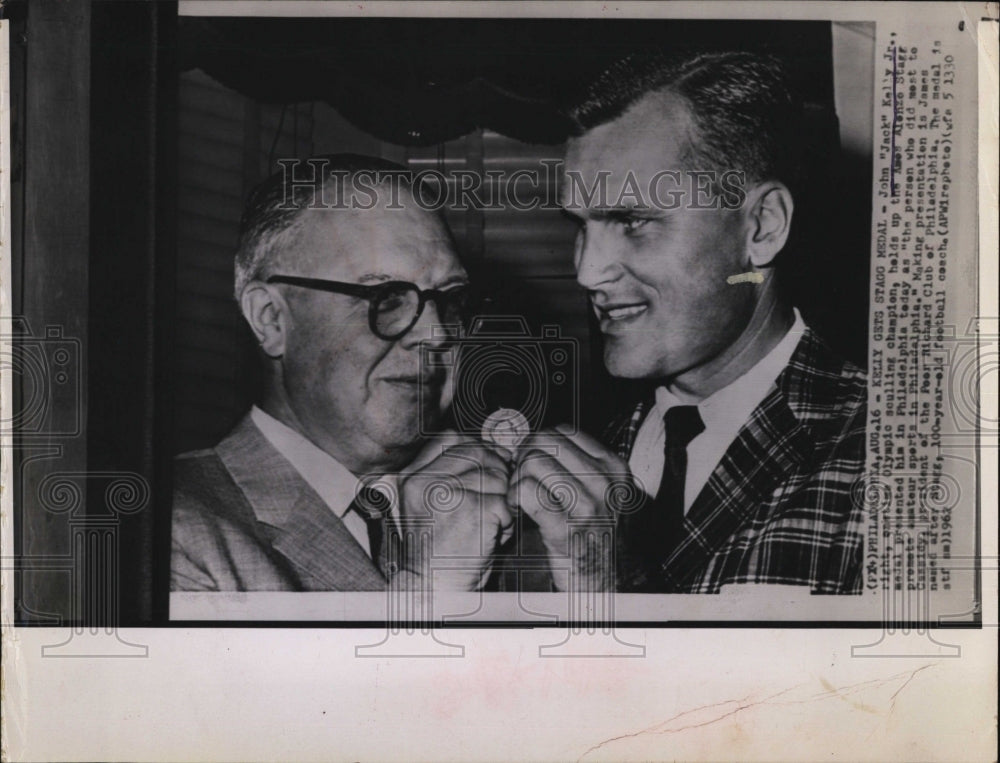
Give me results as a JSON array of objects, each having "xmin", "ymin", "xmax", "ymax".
[
  {"xmin": 726, "ymin": 272, "xmax": 764, "ymax": 285},
  {"xmin": 887, "ymin": 663, "xmax": 934, "ymax": 713},
  {"xmin": 576, "ymin": 664, "xmax": 938, "ymax": 761}
]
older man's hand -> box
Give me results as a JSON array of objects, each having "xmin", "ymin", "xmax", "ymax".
[
  {"xmin": 508, "ymin": 425, "xmax": 639, "ymax": 592},
  {"xmin": 397, "ymin": 432, "xmax": 513, "ymax": 591}
]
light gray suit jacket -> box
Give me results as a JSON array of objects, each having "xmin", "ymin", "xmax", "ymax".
[{"xmin": 170, "ymin": 415, "xmax": 388, "ymax": 591}]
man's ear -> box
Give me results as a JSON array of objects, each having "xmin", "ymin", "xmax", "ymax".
[
  {"xmin": 240, "ymin": 282, "xmax": 288, "ymax": 358},
  {"xmin": 744, "ymin": 181, "xmax": 794, "ymax": 269}
]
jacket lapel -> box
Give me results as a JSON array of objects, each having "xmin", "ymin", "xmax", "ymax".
[
  {"xmin": 269, "ymin": 493, "xmax": 388, "ymax": 591},
  {"xmin": 217, "ymin": 415, "xmax": 387, "ymax": 591},
  {"xmin": 605, "ymin": 397, "xmax": 653, "ymax": 460},
  {"xmin": 657, "ymin": 388, "xmax": 810, "ymax": 590},
  {"xmin": 617, "ymin": 329, "xmax": 840, "ymax": 591}
]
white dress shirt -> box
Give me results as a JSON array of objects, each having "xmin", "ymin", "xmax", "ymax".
[
  {"xmin": 250, "ymin": 406, "xmax": 396, "ymax": 558},
  {"xmin": 629, "ymin": 309, "xmax": 807, "ymax": 513}
]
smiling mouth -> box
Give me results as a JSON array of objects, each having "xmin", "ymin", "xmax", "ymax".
[{"xmin": 594, "ymin": 301, "xmax": 650, "ymax": 323}]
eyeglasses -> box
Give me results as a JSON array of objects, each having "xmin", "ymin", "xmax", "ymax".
[{"xmin": 265, "ymin": 274, "xmax": 472, "ymax": 341}]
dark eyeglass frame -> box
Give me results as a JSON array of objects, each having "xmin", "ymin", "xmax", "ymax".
[{"xmin": 265, "ymin": 274, "xmax": 470, "ymax": 341}]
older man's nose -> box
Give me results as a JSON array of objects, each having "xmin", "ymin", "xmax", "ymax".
[{"xmin": 400, "ymin": 299, "xmax": 449, "ymax": 349}]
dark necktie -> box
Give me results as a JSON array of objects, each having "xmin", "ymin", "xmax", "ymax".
[
  {"xmin": 349, "ymin": 486, "xmax": 391, "ymax": 573},
  {"xmin": 654, "ymin": 405, "xmax": 705, "ymax": 553}
]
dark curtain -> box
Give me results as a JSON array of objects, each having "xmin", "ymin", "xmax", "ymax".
[
  {"xmin": 88, "ymin": 1, "xmax": 178, "ymax": 624},
  {"xmin": 10, "ymin": 0, "xmax": 178, "ymax": 626},
  {"xmin": 178, "ymin": 18, "xmax": 836, "ymax": 146}
]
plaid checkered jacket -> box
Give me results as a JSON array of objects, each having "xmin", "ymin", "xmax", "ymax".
[{"xmin": 606, "ymin": 328, "xmax": 867, "ymax": 594}]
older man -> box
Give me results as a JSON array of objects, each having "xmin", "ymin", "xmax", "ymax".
[
  {"xmin": 512, "ymin": 52, "xmax": 866, "ymax": 594},
  {"xmin": 171, "ymin": 155, "xmax": 511, "ymax": 592}
]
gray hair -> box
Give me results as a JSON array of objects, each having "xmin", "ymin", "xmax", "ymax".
[{"xmin": 233, "ymin": 153, "xmax": 417, "ymax": 300}]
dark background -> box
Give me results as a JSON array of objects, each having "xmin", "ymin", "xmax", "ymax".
[
  {"xmin": 169, "ymin": 16, "xmax": 871, "ymax": 453},
  {"xmin": 7, "ymin": 3, "xmax": 872, "ymax": 625}
]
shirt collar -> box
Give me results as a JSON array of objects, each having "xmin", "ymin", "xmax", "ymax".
[
  {"xmin": 654, "ymin": 308, "xmax": 807, "ymax": 432},
  {"xmin": 250, "ymin": 406, "xmax": 359, "ymax": 518}
]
